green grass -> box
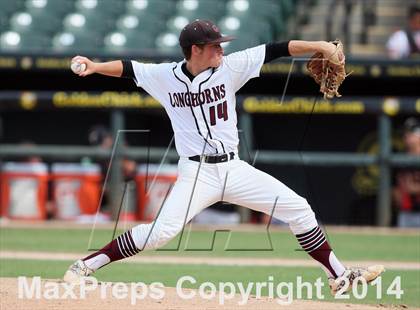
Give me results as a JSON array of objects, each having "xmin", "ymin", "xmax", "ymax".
[
  {"xmin": 1, "ymin": 227, "xmax": 419, "ymax": 262},
  {"xmin": 1, "ymin": 227, "xmax": 419, "ymax": 307},
  {"xmin": 0, "ymin": 259, "xmax": 418, "ymax": 307}
]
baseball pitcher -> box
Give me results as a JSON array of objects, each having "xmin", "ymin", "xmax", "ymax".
[{"xmin": 64, "ymin": 20, "xmax": 383, "ymax": 295}]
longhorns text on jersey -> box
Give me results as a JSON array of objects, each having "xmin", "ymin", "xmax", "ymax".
[{"xmin": 131, "ymin": 45, "xmax": 264, "ymax": 157}]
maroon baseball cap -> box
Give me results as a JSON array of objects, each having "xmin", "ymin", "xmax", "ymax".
[{"xmin": 179, "ymin": 19, "xmax": 235, "ymax": 48}]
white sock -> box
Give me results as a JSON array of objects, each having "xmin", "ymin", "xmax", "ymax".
[
  {"xmin": 329, "ymin": 252, "xmax": 346, "ymax": 278},
  {"xmin": 83, "ymin": 254, "xmax": 110, "ymax": 271}
]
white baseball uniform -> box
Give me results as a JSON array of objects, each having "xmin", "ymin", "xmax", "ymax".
[
  {"xmin": 66, "ymin": 22, "xmax": 369, "ymax": 284},
  {"xmin": 130, "ymin": 45, "xmax": 317, "ymax": 251}
]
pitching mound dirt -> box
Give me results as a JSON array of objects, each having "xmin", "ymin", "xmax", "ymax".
[{"xmin": 0, "ymin": 277, "xmax": 402, "ymax": 310}]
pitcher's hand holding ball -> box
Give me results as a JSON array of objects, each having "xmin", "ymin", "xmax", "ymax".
[{"xmin": 70, "ymin": 56, "xmax": 95, "ymax": 77}]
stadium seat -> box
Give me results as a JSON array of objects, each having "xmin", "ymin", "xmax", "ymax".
[
  {"xmin": 175, "ymin": 0, "xmax": 226, "ymax": 21},
  {"xmin": 166, "ymin": 15, "xmax": 190, "ymax": 34},
  {"xmin": 116, "ymin": 14, "xmax": 166, "ymax": 37},
  {"xmin": 218, "ymin": 16, "xmax": 273, "ymax": 43},
  {"xmin": 280, "ymin": 0, "xmax": 295, "ymax": 19},
  {"xmin": 104, "ymin": 31, "xmax": 155, "ymax": 53},
  {"xmin": 0, "ymin": 31, "xmax": 21, "ymax": 50},
  {"xmin": 25, "ymin": 0, "xmax": 75, "ymax": 17},
  {"xmin": 0, "ymin": 0, "xmax": 25, "ymax": 16},
  {"xmin": 63, "ymin": 12, "xmax": 113, "ymax": 36},
  {"xmin": 126, "ymin": 0, "xmax": 176, "ymax": 18},
  {"xmin": 155, "ymin": 32, "xmax": 182, "ymax": 55},
  {"xmin": 226, "ymin": 0, "xmax": 284, "ymax": 38},
  {"xmin": 222, "ymin": 35, "xmax": 260, "ymax": 54},
  {"xmin": 75, "ymin": 0, "xmax": 126, "ymax": 18},
  {"xmin": 52, "ymin": 31, "xmax": 102, "ymax": 52},
  {"xmin": 9, "ymin": 11, "xmax": 61, "ymax": 35},
  {"xmin": 0, "ymin": 0, "xmax": 295, "ymax": 55},
  {"xmin": 0, "ymin": 11, "xmax": 9, "ymax": 31},
  {"xmin": 0, "ymin": 30, "xmax": 49, "ymax": 50},
  {"xmin": 227, "ymin": 0, "xmax": 281, "ymax": 18}
]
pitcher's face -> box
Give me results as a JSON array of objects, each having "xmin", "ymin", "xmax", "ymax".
[{"xmin": 198, "ymin": 43, "xmax": 224, "ymax": 68}]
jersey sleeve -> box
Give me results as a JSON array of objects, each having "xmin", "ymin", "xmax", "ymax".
[
  {"xmin": 223, "ymin": 44, "xmax": 266, "ymax": 92},
  {"xmin": 131, "ymin": 61, "xmax": 161, "ymax": 88},
  {"xmin": 131, "ymin": 61, "xmax": 170, "ymax": 101}
]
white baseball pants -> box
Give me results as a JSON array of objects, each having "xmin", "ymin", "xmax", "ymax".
[{"xmin": 131, "ymin": 157, "xmax": 318, "ymax": 251}]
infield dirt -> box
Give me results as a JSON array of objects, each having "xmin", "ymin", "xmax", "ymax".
[{"xmin": 1, "ymin": 277, "xmax": 413, "ymax": 310}]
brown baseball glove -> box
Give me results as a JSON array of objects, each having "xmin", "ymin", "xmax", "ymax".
[{"xmin": 306, "ymin": 40, "xmax": 349, "ymax": 99}]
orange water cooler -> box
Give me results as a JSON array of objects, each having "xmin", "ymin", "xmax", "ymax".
[
  {"xmin": 0, "ymin": 162, "xmax": 49, "ymax": 220},
  {"xmin": 135, "ymin": 164, "xmax": 178, "ymax": 221},
  {"xmin": 51, "ymin": 163, "xmax": 102, "ymax": 219}
]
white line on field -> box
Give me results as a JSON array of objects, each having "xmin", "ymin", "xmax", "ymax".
[{"xmin": 0, "ymin": 251, "xmax": 418, "ymax": 270}]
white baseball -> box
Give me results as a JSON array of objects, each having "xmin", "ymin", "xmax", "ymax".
[{"xmin": 70, "ymin": 61, "xmax": 86, "ymax": 74}]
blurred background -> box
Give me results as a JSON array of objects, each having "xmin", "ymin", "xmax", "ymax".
[{"xmin": 0, "ymin": 0, "xmax": 419, "ymax": 228}]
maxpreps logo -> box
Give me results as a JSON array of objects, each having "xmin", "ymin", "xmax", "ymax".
[
  {"xmin": 168, "ymin": 84, "xmax": 226, "ymax": 108},
  {"xmin": 17, "ymin": 275, "xmax": 402, "ymax": 306}
]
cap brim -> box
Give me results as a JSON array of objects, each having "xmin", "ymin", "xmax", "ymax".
[{"xmin": 209, "ymin": 35, "xmax": 235, "ymax": 44}]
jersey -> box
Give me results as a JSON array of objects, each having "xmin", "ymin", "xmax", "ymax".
[{"xmin": 131, "ymin": 45, "xmax": 266, "ymax": 157}]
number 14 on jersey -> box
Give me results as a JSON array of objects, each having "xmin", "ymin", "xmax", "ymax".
[{"xmin": 209, "ymin": 101, "xmax": 228, "ymax": 126}]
